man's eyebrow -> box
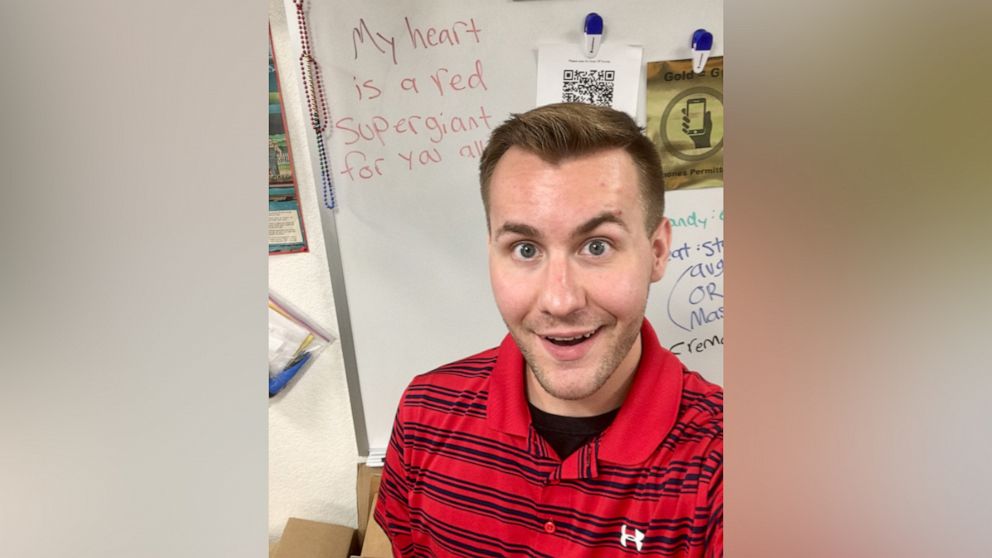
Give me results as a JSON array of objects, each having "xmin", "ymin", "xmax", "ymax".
[
  {"xmin": 494, "ymin": 222, "xmax": 541, "ymax": 240},
  {"xmin": 573, "ymin": 211, "xmax": 629, "ymax": 237}
]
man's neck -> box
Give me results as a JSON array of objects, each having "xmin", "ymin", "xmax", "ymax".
[{"xmin": 526, "ymin": 335, "xmax": 642, "ymax": 417}]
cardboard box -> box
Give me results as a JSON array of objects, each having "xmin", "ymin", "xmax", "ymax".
[
  {"xmin": 356, "ymin": 464, "xmax": 383, "ymax": 546},
  {"xmin": 272, "ymin": 517, "xmax": 358, "ymax": 558},
  {"xmin": 270, "ymin": 465, "xmax": 387, "ymax": 557},
  {"xmin": 360, "ymin": 494, "xmax": 392, "ymax": 557}
]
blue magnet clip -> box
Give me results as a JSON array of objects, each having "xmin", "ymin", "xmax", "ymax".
[
  {"xmin": 583, "ymin": 13, "xmax": 604, "ymax": 58},
  {"xmin": 691, "ymin": 29, "xmax": 714, "ymax": 74}
]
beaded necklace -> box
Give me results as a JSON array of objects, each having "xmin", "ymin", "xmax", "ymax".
[{"xmin": 292, "ymin": 0, "xmax": 336, "ymax": 209}]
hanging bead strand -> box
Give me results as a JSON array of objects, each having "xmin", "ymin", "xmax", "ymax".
[{"xmin": 292, "ymin": 0, "xmax": 336, "ymax": 209}]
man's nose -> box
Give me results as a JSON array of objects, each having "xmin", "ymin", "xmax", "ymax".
[{"xmin": 538, "ymin": 255, "xmax": 585, "ymax": 317}]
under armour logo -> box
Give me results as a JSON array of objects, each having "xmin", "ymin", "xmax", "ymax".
[{"xmin": 620, "ymin": 524, "xmax": 645, "ymax": 552}]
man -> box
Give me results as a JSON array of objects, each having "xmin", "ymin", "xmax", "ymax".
[{"xmin": 374, "ymin": 103, "xmax": 723, "ymax": 557}]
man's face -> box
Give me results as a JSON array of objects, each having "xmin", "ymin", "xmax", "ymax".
[{"xmin": 487, "ymin": 147, "xmax": 670, "ymax": 412}]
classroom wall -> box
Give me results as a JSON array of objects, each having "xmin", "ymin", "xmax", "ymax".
[
  {"xmin": 267, "ymin": 0, "xmax": 359, "ymax": 540},
  {"xmin": 265, "ymin": 0, "xmax": 721, "ymax": 540},
  {"xmin": 277, "ymin": 0, "xmax": 723, "ymax": 455}
]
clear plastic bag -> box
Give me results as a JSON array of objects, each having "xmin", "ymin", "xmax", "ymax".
[{"xmin": 268, "ymin": 291, "xmax": 335, "ymax": 397}]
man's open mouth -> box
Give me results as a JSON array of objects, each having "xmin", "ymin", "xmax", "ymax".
[{"xmin": 543, "ymin": 328, "xmax": 600, "ymax": 347}]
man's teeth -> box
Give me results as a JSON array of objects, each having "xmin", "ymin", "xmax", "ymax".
[{"xmin": 546, "ymin": 331, "xmax": 595, "ymax": 341}]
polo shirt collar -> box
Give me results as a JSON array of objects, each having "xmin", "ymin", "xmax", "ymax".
[{"xmin": 486, "ymin": 319, "xmax": 684, "ymax": 466}]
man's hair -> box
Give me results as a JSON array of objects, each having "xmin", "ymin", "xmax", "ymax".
[{"xmin": 479, "ymin": 102, "xmax": 665, "ymax": 233}]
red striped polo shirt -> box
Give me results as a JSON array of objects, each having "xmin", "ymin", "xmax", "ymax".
[{"xmin": 374, "ymin": 319, "xmax": 723, "ymax": 557}]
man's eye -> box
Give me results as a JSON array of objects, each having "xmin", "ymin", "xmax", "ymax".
[
  {"xmin": 584, "ymin": 239, "xmax": 611, "ymax": 256},
  {"xmin": 512, "ymin": 242, "xmax": 539, "ymax": 260}
]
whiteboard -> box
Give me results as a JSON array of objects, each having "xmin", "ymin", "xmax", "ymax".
[{"xmin": 279, "ymin": 0, "xmax": 723, "ymax": 454}]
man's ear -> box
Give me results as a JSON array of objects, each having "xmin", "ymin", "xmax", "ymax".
[{"xmin": 650, "ymin": 218, "xmax": 672, "ymax": 283}]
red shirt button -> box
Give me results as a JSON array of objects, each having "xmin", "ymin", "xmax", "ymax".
[{"xmin": 544, "ymin": 521, "xmax": 556, "ymax": 533}]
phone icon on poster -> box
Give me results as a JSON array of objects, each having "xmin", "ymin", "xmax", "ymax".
[
  {"xmin": 685, "ymin": 98, "xmax": 706, "ymax": 136},
  {"xmin": 680, "ymin": 97, "xmax": 712, "ymax": 149}
]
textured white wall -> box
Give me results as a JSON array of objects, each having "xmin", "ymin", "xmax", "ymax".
[{"xmin": 268, "ymin": 0, "xmax": 359, "ymax": 541}]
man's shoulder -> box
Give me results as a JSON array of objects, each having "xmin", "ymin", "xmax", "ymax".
[
  {"xmin": 677, "ymin": 369, "xmax": 724, "ymax": 429},
  {"xmin": 407, "ymin": 345, "xmax": 500, "ymax": 387},
  {"xmin": 399, "ymin": 346, "xmax": 501, "ymax": 416},
  {"xmin": 641, "ymin": 368, "xmax": 722, "ymax": 471},
  {"xmin": 392, "ymin": 346, "xmax": 501, "ymax": 425}
]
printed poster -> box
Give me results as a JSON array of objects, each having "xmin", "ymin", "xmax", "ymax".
[
  {"xmin": 646, "ymin": 57, "xmax": 724, "ymax": 190},
  {"xmin": 269, "ymin": 32, "xmax": 307, "ymax": 255}
]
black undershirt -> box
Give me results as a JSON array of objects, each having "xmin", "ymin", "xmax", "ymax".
[{"xmin": 528, "ymin": 403, "xmax": 621, "ymax": 460}]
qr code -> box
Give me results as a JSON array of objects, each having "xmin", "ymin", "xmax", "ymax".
[{"xmin": 562, "ymin": 69, "xmax": 615, "ymax": 106}]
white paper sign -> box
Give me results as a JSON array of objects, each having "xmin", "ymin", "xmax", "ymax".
[{"xmin": 536, "ymin": 43, "xmax": 643, "ymax": 118}]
